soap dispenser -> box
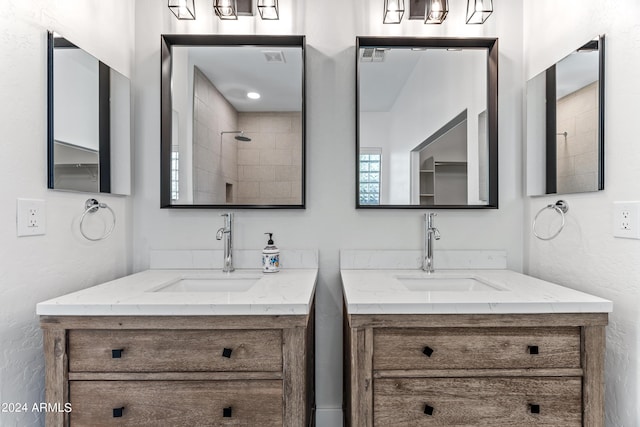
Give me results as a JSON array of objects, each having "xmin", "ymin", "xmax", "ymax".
[{"xmin": 262, "ymin": 233, "xmax": 280, "ymax": 273}]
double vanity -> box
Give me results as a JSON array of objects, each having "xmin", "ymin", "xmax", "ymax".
[{"xmin": 38, "ymin": 247, "xmax": 612, "ymax": 427}]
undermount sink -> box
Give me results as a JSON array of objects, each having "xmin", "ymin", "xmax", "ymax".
[
  {"xmin": 154, "ymin": 275, "xmax": 262, "ymax": 293},
  {"xmin": 395, "ymin": 275, "xmax": 505, "ymax": 292}
]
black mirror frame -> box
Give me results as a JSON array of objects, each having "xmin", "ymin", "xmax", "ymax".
[
  {"xmin": 160, "ymin": 34, "xmax": 306, "ymax": 209},
  {"xmin": 355, "ymin": 36, "xmax": 499, "ymax": 209}
]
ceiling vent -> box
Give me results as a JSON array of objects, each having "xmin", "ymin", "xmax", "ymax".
[
  {"xmin": 262, "ymin": 50, "xmax": 286, "ymax": 63},
  {"xmin": 360, "ymin": 48, "xmax": 386, "ymax": 62}
]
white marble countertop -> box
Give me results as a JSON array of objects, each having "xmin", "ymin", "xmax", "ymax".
[
  {"xmin": 341, "ymin": 269, "xmax": 613, "ymax": 315},
  {"xmin": 37, "ymin": 269, "xmax": 318, "ymax": 316}
]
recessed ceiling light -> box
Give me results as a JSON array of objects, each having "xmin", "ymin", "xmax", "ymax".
[{"xmin": 247, "ymin": 92, "xmax": 261, "ymax": 99}]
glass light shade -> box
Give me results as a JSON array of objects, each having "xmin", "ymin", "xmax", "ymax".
[
  {"xmin": 383, "ymin": 0, "xmax": 405, "ymax": 24},
  {"xmin": 425, "ymin": 0, "xmax": 448, "ymax": 24},
  {"xmin": 214, "ymin": 0, "xmax": 238, "ymax": 20},
  {"xmin": 168, "ymin": 0, "xmax": 195, "ymax": 20},
  {"xmin": 466, "ymin": 0, "xmax": 493, "ymax": 24},
  {"xmin": 258, "ymin": 0, "xmax": 279, "ymax": 20}
]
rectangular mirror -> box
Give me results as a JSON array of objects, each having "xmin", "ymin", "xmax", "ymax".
[
  {"xmin": 47, "ymin": 32, "xmax": 131, "ymax": 195},
  {"xmin": 161, "ymin": 35, "xmax": 305, "ymax": 208},
  {"xmin": 526, "ymin": 36, "xmax": 604, "ymax": 196},
  {"xmin": 356, "ymin": 37, "xmax": 498, "ymax": 209}
]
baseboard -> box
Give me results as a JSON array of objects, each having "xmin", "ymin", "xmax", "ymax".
[{"xmin": 315, "ymin": 408, "xmax": 343, "ymax": 427}]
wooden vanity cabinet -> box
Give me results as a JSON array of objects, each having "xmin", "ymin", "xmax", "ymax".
[
  {"xmin": 344, "ymin": 311, "xmax": 607, "ymax": 427},
  {"xmin": 41, "ymin": 306, "xmax": 315, "ymax": 427}
]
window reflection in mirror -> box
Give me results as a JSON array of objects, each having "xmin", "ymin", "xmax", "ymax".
[
  {"xmin": 526, "ymin": 36, "xmax": 604, "ymax": 196},
  {"xmin": 47, "ymin": 32, "xmax": 131, "ymax": 195},
  {"xmin": 161, "ymin": 35, "xmax": 305, "ymax": 208},
  {"xmin": 356, "ymin": 37, "xmax": 498, "ymax": 209}
]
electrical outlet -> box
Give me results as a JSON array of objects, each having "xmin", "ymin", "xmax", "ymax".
[
  {"xmin": 621, "ymin": 210, "xmax": 631, "ymax": 230},
  {"xmin": 17, "ymin": 199, "xmax": 46, "ymax": 237},
  {"xmin": 613, "ymin": 202, "xmax": 640, "ymax": 239}
]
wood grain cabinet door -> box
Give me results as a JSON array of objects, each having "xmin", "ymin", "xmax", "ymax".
[
  {"xmin": 374, "ymin": 377, "xmax": 582, "ymax": 426},
  {"xmin": 68, "ymin": 329, "xmax": 282, "ymax": 372},
  {"xmin": 374, "ymin": 327, "xmax": 580, "ymax": 370},
  {"xmin": 69, "ymin": 380, "xmax": 283, "ymax": 426}
]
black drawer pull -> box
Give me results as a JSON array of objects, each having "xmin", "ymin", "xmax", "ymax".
[
  {"xmin": 112, "ymin": 407, "xmax": 125, "ymax": 418},
  {"xmin": 111, "ymin": 349, "xmax": 123, "ymax": 358},
  {"xmin": 222, "ymin": 348, "xmax": 233, "ymax": 358},
  {"xmin": 424, "ymin": 404, "xmax": 434, "ymax": 416},
  {"xmin": 529, "ymin": 404, "xmax": 540, "ymax": 414},
  {"xmin": 422, "ymin": 346, "xmax": 434, "ymax": 357},
  {"xmin": 528, "ymin": 345, "xmax": 539, "ymax": 355},
  {"xmin": 223, "ymin": 406, "xmax": 233, "ymax": 417}
]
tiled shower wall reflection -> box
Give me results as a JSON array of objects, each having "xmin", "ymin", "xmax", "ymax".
[
  {"xmin": 192, "ymin": 68, "xmax": 302, "ymax": 205},
  {"xmin": 193, "ymin": 67, "xmax": 238, "ymax": 204},
  {"xmin": 556, "ymin": 81, "xmax": 599, "ymax": 194},
  {"xmin": 237, "ymin": 112, "xmax": 302, "ymax": 205}
]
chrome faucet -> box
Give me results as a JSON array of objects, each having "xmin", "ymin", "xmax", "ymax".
[
  {"xmin": 216, "ymin": 213, "xmax": 235, "ymax": 273},
  {"xmin": 423, "ymin": 213, "xmax": 441, "ymax": 273}
]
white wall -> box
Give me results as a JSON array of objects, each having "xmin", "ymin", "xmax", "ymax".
[
  {"xmin": 523, "ymin": 0, "xmax": 640, "ymax": 425},
  {"xmin": 133, "ymin": 0, "xmax": 524, "ymax": 423},
  {"xmin": 53, "ymin": 48, "xmax": 99, "ymax": 151},
  {"xmin": 0, "ymin": 1, "xmax": 134, "ymax": 425}
]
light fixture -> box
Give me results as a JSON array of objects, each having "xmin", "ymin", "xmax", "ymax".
[
  {"xmin": 466, "ymin": 0, "xmax": 493, "ymax": 24},
  {"xmin": 383, "ymin": 0, "xmax": 405, "ymax": 24},
  {"xmin": 214, "ymin": 0, "xmax": 238, "ymax": 20},
  {"xmin": 425, "ymin": 0, "xmax": 448, "ymax": 24},
  {"xmin": 247, "ymin": 92, "xmax": 261, "ymax": 99},
  {"xmin": 168, "ymin": 0, "xmax": 195, "ymax": 20},
  {"xmin": 257, "ymin": 0, "xmax": 279, "ymax": 20}
]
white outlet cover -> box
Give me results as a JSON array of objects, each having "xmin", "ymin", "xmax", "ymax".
[
  {"xmin": 613, "ymin": 201, "xmax": 640, "ymax": 239},
  {"xmin": 16, "ymin": 198, "xmax": 46, "ymax": 237}
]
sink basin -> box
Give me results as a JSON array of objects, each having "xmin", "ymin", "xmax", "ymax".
[
  {"xmin": 395, "ymin": 275, "xmax": 504, "ymax": 292},
  {"xmin": 154, "ymin": 275, "xmax": 261, "ymax": 293}
]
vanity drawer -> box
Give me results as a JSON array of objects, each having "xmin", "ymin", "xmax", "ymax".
[
  {"xmin": 69, "ymin": 380, "xmax": 283, "ymax": 426},
  {"xmin": 374, "ymin": 327, "xmax": 580, "ymax": 370},
  {"xmin": 68, "ymin": 329, "xmax": 282, "ymax": 372},
  {"xmin": 374, "ymin": 377, "xmax": 582, "ymax": 426}
]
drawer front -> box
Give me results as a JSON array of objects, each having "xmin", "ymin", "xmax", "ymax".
[
  {"xmin": 70, "ymin": 380, "xmax": 282, "ymax": 426},
  {"xmin": 374, "ymin": 377, "xmax": 582, "ymax": 426},
  {"xmin": 374, "ymin": 327, "xmax": 580, "ymax": 370},
  {"xmin": 68, "ymin": 329, "xmax": 282, "ymax": 372}
]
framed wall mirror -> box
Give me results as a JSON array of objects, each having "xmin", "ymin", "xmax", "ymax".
[
  {"xmin": 47, "ymin": 32, "xmax": 131, "ymax": 195},
  {"xmin": 161, "ymin": 35, "xmax": 306, "ymax": 208},
  {"xmin": 526, "ymin": 35, "xmax": 605, "ymax": 196},
  {"xmin": 356, "ymin": 37, "xmax": 498, "ymax": 209}
]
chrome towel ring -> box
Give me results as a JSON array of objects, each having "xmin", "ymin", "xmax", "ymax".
[
  {"xmin": 80, "ymin": 198, "xmax": 116, "ymax": 241},
  {"xmin": 533, "ymin": 200, "xmax": 569, "ymax": 241}
]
